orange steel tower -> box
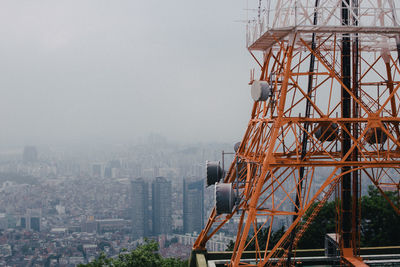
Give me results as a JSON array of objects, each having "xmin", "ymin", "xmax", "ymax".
[{"xmin": 192, "ymin": 0, "xmax": 400, "ymax": 266}]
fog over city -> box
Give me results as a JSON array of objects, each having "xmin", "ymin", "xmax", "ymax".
[
  {"xmin": 0, "ymin": 1, "xmax": 261, "ymax": 265},
  {"xmin": 1, "ymin": 1, "xmax": 399, "ymax": 266},
  {"xmin": 0, "ymin": 0, "xmax": 254, "ymax": 148}
]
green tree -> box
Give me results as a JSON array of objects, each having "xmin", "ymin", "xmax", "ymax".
[
  {"xmin": 227, "ymin": 186, "xmax": 399, "ymax": 250},
  {"xmin": 78, "ymin": 239, "xmax": 186, "ymax": 267},
  {"xmin": 298, "ymin": 200, "xmax": 336, "ymax": 249},
  {"xmin": 361, "ymin": 186, "xmax": 400, "ymax": 246},
  {"xmin": 299, "ymin": 186, "xmax": 399, "ymax": 248}
]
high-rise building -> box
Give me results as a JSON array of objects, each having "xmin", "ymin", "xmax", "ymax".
[
  {"xmin": 104, "ymin": 167, "xmax": 112, "ymax": 178},
  {"xmin": 25, "ymin": 209, "xmax": 41, "ymax": 232},
  {"xmin": 81, "ymin": 216, "xmax": 98, "ymax": 233},
  {"xmin": 104, "ymin": 160, "xmax": 121, "ymax": 178},
  {"xmin": 29, "ymin": 217, "xmax": 40, "ymax": 232},
  {"xmin": 92, "ymin": 164, "xmax": 102, "ymax": 178},
  {"xmin": 183, "ymin": 178, "xmax": 204, "ymax": 234},
  {"xmin": 20, "ymin": 217, "xmax": 26, "ymax": 228},
  {"xmin": 152, "ymin": 177, "xmax": 172, "ymax": 235},
  {"xmin": 131, "ymin": 178, "xmax": 149, "ymax": 239},
  {"xmin": 23, "ymin": 146, "xmax": 38, "ymax": 163}
]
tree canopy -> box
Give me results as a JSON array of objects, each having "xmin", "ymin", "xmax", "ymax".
[
  {"xmin": 78, "ymin": 240, "xmax": 186, "ymax": 267},
  {"xmin": 299, "ymin": 186, "xmax": 399, "ymax": 248},
  {"xmin": 360, "ymin": 186, "xmax": 400, "ymax": 246},
  {"xmin": 228, "ymin": 186, "xmax": 399, "ymax": 250}
]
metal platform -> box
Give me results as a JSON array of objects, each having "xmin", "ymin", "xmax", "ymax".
[{"xmin": 248, "ymin": 26, "xmax": 400, "ymax": 51}]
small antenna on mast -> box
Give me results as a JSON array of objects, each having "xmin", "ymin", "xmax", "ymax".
[{"xmin": 246, "ymin": 0, "xmax": 248, "ymax": 23}]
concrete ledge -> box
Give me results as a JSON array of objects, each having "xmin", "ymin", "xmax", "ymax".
[
  {"xmin": 189, "ymin": 249, "xmax": 207, "ymax": 267},
  {"xmin": 192, "ymin": 246, "xmax": 400, "ymax": 266}
]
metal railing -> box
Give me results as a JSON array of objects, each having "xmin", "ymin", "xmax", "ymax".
[{"xmin": 246, "ymin": 0, "xmax": 400, "ymax": 48}]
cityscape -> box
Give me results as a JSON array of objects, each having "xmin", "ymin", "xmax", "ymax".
[
  {"xmin": 0, "ymin": 137, "xmax": 237, "ymax": 266},
  {"xmin": 0, "ymin": 137, "xmax": 383, "ymax": 266},
  {"xmin": 1, "ymin": 0, "xmax": 400, "ymax": 266}
]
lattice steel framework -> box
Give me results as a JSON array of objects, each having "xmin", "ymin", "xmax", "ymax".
[{"xmin": 193, "ymin": 0, "xmax": 400, "ymax": 266}]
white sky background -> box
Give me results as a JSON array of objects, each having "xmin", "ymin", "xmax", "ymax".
[{"xmin": 0, "ymin": 0, "xmax": 255, "ymax": 147}]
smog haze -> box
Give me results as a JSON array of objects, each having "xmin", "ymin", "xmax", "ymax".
[{"xmin": 0, "ymin": 0, "xmax": 253, "ymax": 147}]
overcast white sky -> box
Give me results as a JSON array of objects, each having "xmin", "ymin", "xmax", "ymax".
[{"xmin": 0, "ymin": 1, "xmax": 256, "ymax": 147}]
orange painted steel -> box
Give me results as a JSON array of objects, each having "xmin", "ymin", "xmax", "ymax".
[{"xmin": 193, "ymin": 21, "xmax": 400, "ymax": 267}]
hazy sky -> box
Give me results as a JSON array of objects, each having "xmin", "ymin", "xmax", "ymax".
[{"xmin": 0, "ymin": 1, "xmax": 256, "ymax": 147}]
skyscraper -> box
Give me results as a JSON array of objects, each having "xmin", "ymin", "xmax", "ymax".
[
  {"xmin": 26, "ymin": 209, "xmax": 41, "ymax": 232},
  {"xmin": 152, "ymin": 177, "xmax": 172, "ymax": 235},
  {"xmin": 183, "ymin": 178, "xmax": 204, "ymax": 234},
  {"xmin": 130, "ymin": 178, "xmax": 149, "ymax": 239},
  {"xmin": 92, "ymin": 164, "xmax": 102, "ymax": 178},
  {"xmin": 23, "ymin": 146, "xmax": 38, "ymax": 163}
]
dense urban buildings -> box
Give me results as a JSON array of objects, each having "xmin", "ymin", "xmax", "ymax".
[{"xmin": 0, "ymin": 139, "xmax": 248, "ymax": 265}]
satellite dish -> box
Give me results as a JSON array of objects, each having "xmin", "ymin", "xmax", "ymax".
[
  {"xmin": 365, "ymin": 126, "xmax": 387, "ymax": 144},
  {"xmin": 215, "ymin": 183, "xmax": 237, "ymax": 215},
  {"xmin": 206, "ymin": 161, "xmax": 223, "ymax": 186},
  {"xmin": 234, "ymin": 142, "xmax": 241, "ymax": 152},
  {"xmin": 251, "ymin": 80, "xmax": 271, "ymax": 101},
  {"xmin": 314, "ymin": 122, "xmax": 338, "ymax": 142}
]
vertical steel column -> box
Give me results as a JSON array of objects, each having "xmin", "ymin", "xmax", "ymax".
[
  {"xmin": 351, "ymin": 0, "xmax": 360, "ymax": 255},
  {"xmin": 341, "ymin": 0, "xmax": 352, "ymax": 249},
  {"xmin": 287, "ymin": 0, "xmax": 320, "ymax": 265}
]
